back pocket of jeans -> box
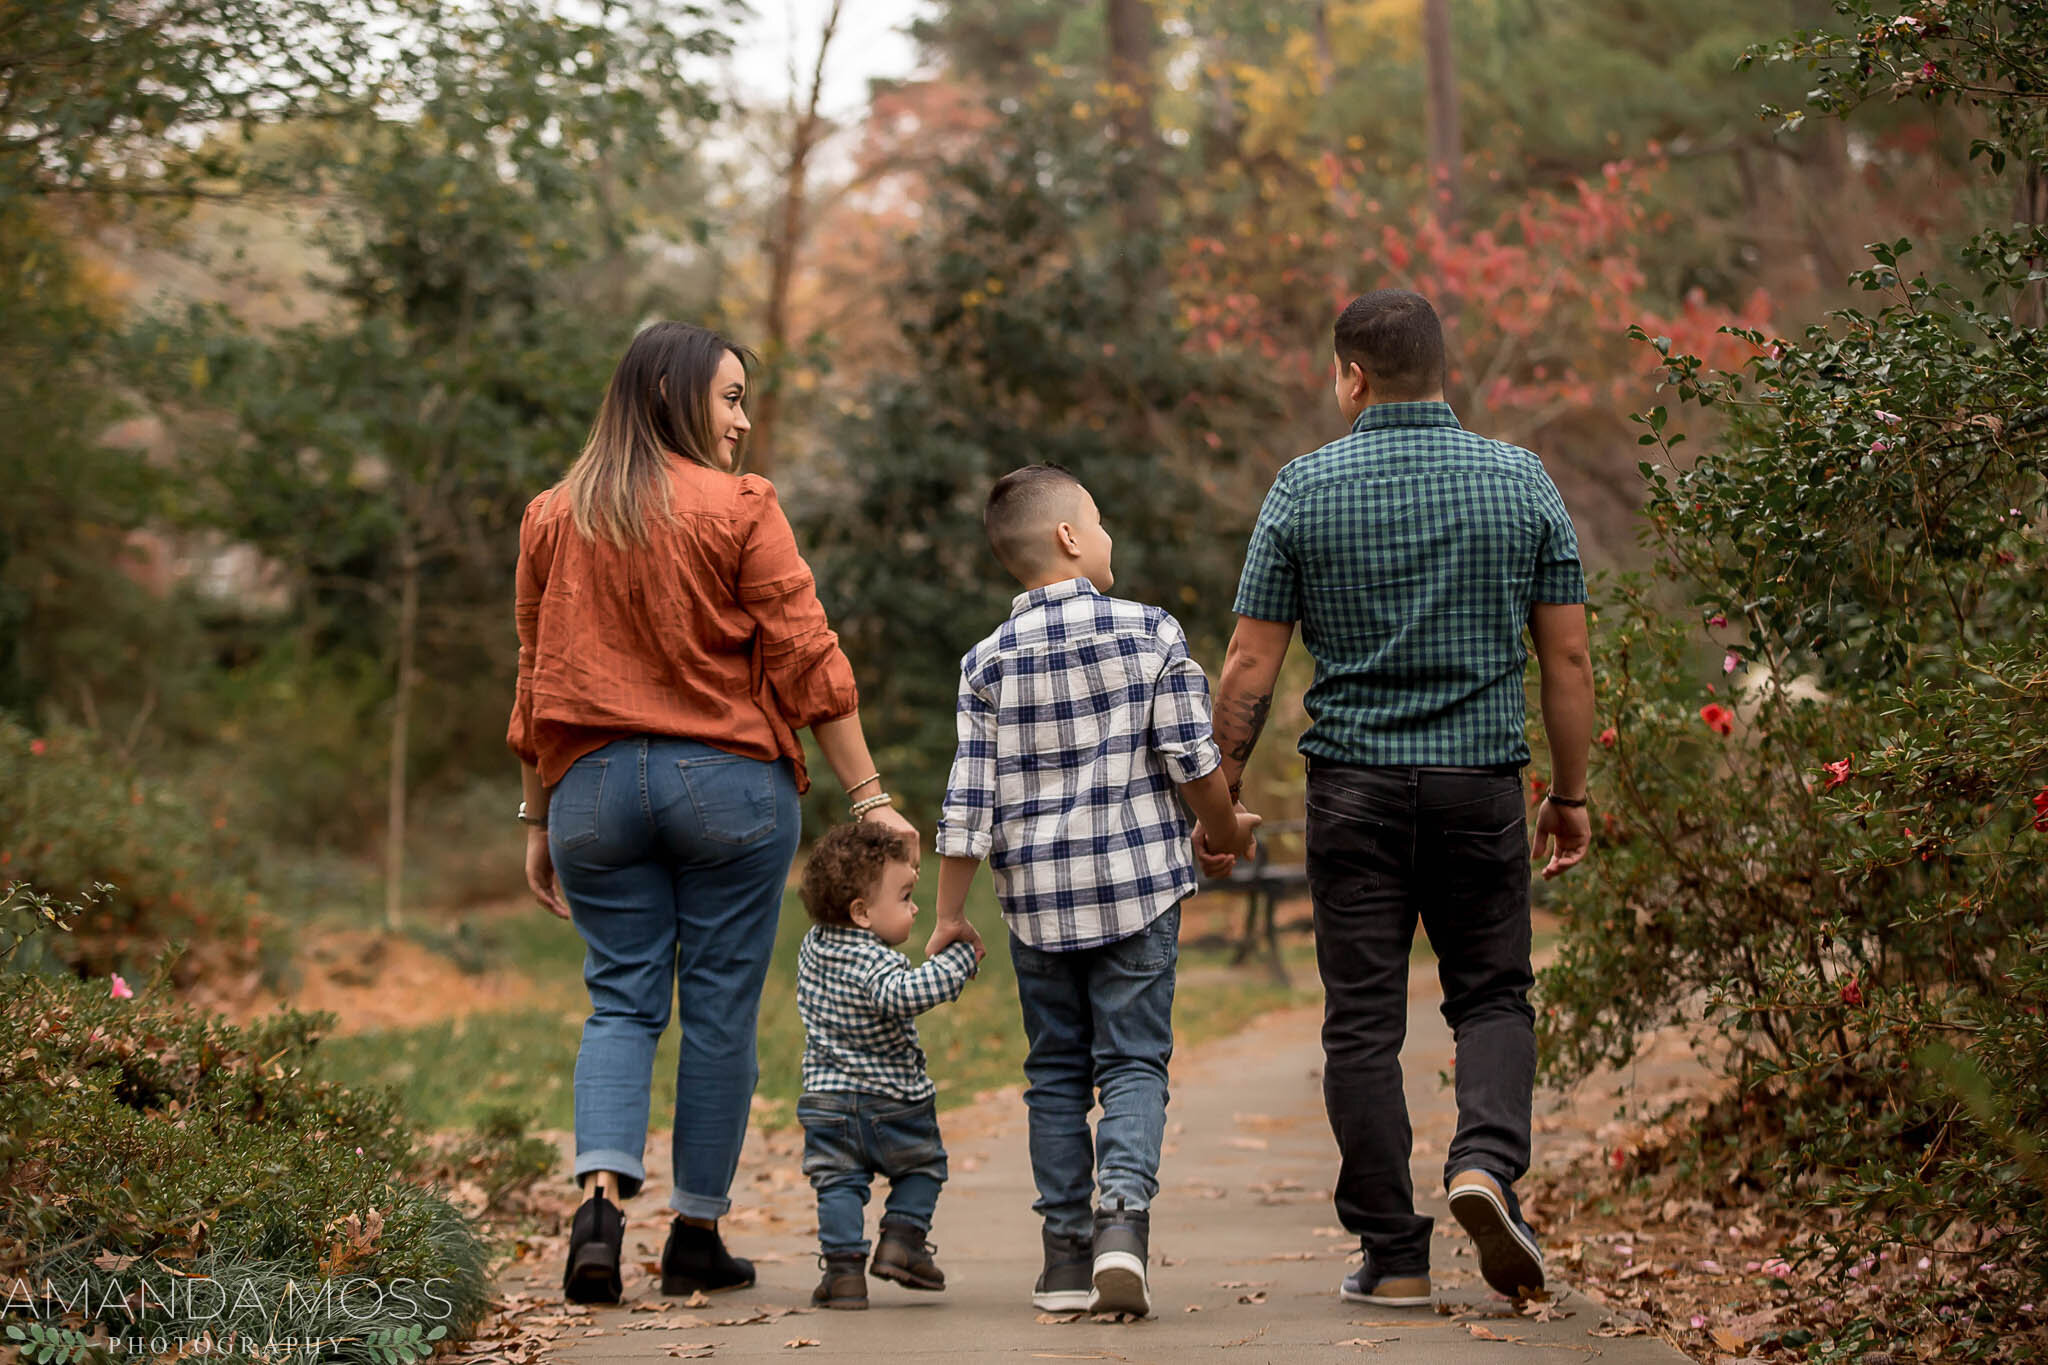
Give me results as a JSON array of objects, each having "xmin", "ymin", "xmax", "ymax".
[
  {"xmin": 678, "ymin": 754, "xmax": 778, "ymax": 846},
  {"xmin": 1107, "ymin": 904, "xmax": 1180, "ymax": 973},
  {"xmin": 550, "ymin": 757, "xmax": 609, "ymax": 850}
]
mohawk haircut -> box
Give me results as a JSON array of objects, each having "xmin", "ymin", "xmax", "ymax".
[{"xmin": 983, "ymin": 463, "xmax": 1087, "ymax": 580}]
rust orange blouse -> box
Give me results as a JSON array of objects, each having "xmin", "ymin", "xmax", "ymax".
[{"xmin": 507, "ymin": 461, "xmax": 858, "ymax": 792}]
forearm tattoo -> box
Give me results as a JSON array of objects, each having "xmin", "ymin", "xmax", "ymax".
[{"xmin": 1223, "ymin": 691, "xmax": 1272, "ymax": 766}]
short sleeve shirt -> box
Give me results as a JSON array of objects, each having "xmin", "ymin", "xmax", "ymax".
[{"xmin": 1232, "ymin": 401, "xmax": 1586, "ymax": 767}]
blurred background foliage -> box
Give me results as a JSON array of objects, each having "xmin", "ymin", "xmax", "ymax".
[{"xmin": 3, "ymin": 0, "xmax": 2045, "ymax": 1350}]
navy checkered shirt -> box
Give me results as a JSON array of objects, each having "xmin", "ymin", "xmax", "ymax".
[
  {"xmin": 797, "ymin": 925, "xmax": 979, "ymax": 1102},
  {"xmin": 1233, "ymin": 402, "xmax": 1587, "ymax": 767},
  {"xmin": 935, "ymin": 577, "xmax": 1222, "ymax": 952}
]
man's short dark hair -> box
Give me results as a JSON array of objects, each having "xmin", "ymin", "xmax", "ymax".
[
  {"xmin": 800, "ymin": 821, "xmax": 915, "ymax": 927},
  {"xmin": 984, "ymin": 463, "xmax": 1086, "ymax": 580},
  {"xmin": 1333, "ymin": 290, "xmax": 1447, "ymax": 402}
]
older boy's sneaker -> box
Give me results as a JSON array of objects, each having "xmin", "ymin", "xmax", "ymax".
[
  {"xmin": 1089, "ymin": 1200, "xmax": 1151, "ymax": 1317},
  {"xmin": 870, "ymin": 1219, "xmax": 946, "ymax": 1291},
  {"xmin": 1447, "ymin": 1169, "xmax": 1545, "ymax": 1299},
  {"xmin": 1339, "ymin": 1260, "xmax": 1431, "ymax": 1307},
  {"xmin": 812, "ymin": 1252, "xmax": 868, "ymax": 1310},
  {"xmin": 1032, "ymin": 1227, "xmax": 1094, "ymax": 1312}
]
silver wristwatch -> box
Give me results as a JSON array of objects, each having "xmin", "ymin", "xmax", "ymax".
[{"xmin": 516, "ymin": 800, "xmax": 548, "ymax": 828}]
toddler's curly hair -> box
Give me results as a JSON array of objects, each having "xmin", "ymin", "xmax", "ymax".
[{"xmin": 800, "ymin": 821, "xmax": 914, "ymax": 926}]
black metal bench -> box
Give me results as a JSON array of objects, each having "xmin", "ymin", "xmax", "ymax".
[{"xmin": 1222, "ymin": 819, "xmax": 1307, "ymax": 986}]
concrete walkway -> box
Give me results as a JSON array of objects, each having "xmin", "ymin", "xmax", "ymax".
[{"xmin": 503, "ymin": 991, "xmax": 1688, "ymax": 1364}]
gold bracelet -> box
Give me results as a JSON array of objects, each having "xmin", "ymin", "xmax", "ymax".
[
  {"xmin": 850, "ymin": 792, "xmax": 894, "ymax": 818},
  {"xmin": 846, "ymin": 771, "xmax": 883, "ymax": 796}
]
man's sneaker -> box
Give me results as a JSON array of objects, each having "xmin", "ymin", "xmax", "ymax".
[
  {"xmin": 1089, "ymin": 1201, "xmax": 1151, "ymax": 1318},
  {"xmin": 1031, "ymin": 1227, "xmax": 1094, "ymax": 1312},
  {"xmin": 1339, "ymin": 1259, "xmax": 1432, "ymax": 1307},
  {"xmin": 811, "ymin": 1252, "xmax": 869, "ymax": 1310},
  {"xmin": 870, "ymin": 1218, "xmax": 946, "ymax": 1291},
  {"xmin": 660, "ymin": 1217, "xmax": 757, "ymax": 1295},
  {"xmin": 1447, "ymin": 1169, "xmax": 1545, "ymax": 1299}
]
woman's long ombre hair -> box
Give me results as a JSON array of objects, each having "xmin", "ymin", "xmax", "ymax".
[{"xmin": 562, "ymin": 322, "xmax": 757, "ymax": 546}]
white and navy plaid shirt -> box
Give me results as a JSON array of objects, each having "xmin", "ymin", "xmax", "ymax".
[
  {"xmin": 797, "ymin": 925, "xmax": 979, "ymax": 1101},
  {"xmin": 936, "ymin": 577, "xmax": 1222, "ymax": 952}
]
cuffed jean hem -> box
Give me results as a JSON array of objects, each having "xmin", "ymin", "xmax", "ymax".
[
  {"xmin": 573, "ymin": 1149, "xmax": 646, "ymax": 1200},
  {"xmin": 1096, "ymin": 1185, "xmax": 1152, "ymax": 1213},
  {"xmin": 669, "ymin": 1189, "xmax": 734, "ymax": 1220}
]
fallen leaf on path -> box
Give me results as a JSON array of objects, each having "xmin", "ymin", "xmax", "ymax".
[
  {"xmin": 1588, "ymin": 1322, "xmax": 1647, "ymax": 1338},
  {"xmin": 1158, "ymin": 1255, "xmax": 1184, "ymax": 1267},
  {"xmin": 1517, "ymin": 1298, "xmax": 1573, "ymax": 1322},
  {"xmin": 1313, "ymin": 1226, "xmax": 1350, "ymax": 1238},
  {"xmin": 1183, "ymin": 1304, "xmax": 1202, "ymax": 1313},
  {"xmin": 1336, "ymin": 1339, "xmax": 1392, "ymax": 1350},
  {"xmin": 1035, "ymin": 1312, "xmax": 1085, "ymax": 1325},
  {"xmin": 1466, "ymin": 1324, "xmax": 1526, "ymax": 1342},
  {"xmin": 1711, "ymin": 1327, "xmax": 1748, "ymax": 1351},
  {"xmin": 630, "ymin": 1301, "xmax": 665, "ymax": 1313},
  {"xmin": 683, "ymin": 1291, "xmax": 710, "ymax": 1308},
  {"xmin": 663, "ymin": 1345, "xmax": 714, "ymax": 1360},
  {"xmin": 1264, "ymin": 1251, "xmax": 1317, "ymax": 1261},
  {"xmin": 782, "ymin": 1339, "xmax": 820, "ymax": 1350},
  {"xmin": 1236, "ymin": 1291, "xmax": 1268, "ymax": 1305},
  {"xmin": 583, "ymin": 1328, "xmax": 605, "ymax": 1336},
  {"xmin": 1214, "ymin": 1280, "xmax": 1270, "ymax": 1289},
  {"xmin": 715, "ymin": 1312, "xmax": 770, "ymax": 1326}
]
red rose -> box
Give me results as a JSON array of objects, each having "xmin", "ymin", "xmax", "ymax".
[
  {"xmin": 1598, "ymin": 727, "xmax": 1618, "ymax": 748},
  {"xmin": 1822, "ymin": 758, "xmax": 1852, "ymax": 790},
  {"xmin": 2033, "ymin": 788, "xmax": 2048, "ymax": 833},
  {"xmin": 1698, "ymin": 703, "xmax": 1735, "ymax": 737}
]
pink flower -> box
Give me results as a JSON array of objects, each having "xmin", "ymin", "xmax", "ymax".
[
  {"xmin": 1763, "ymin": 1257, "xmax": 1792, "ymax": 1277},
  {"xmin": 1689, "ymin": 1315, "xmax": 1706, "ymax": 1329},
  {"xmin": 1822, "ymin": 757, "xmax": 1852, "ymax": 790},
  {"xmin": 1921, "ymin": 60, "xmax": 1939, "ymax": 77},
  {"xmin": 29, "ymin": 739, "xmax": 46, "ymax": 757},
  {"xmin": 109, "ymin": 974, "xmax": 133, "ymax": 1000},
  {"xmin": 1723, "ymin": 651, "xmax": 1740, "ymax": 674},
  {"xmin": 1870, "ymin": 438, "xmax": 1891, "ymax": 453},
  {"xmin": 1707, "ymin": 614, "xmax": 1727, "ymax": 628},
  {"xmin": 1699, "ymin": 703, "xmax": 1735, "ymax": 737},
  {"xmin": 1598, "ymin": 727, "xmax": 1618, "ymax": 748},
  {"xmin": 356, "ymin": 1147, "xmax": 365, "ymax": 1156},
  {"xmin": 2033, "ymin": 788, "xmax": 2048, "ymax": 833},
  {"xmin": 1874, "ymin": 409, "xmax": 1902, "ymax": 425},
  {"xmin": 1841, "ymin": 977, "xmax": 1864, "ymax": 1007}
]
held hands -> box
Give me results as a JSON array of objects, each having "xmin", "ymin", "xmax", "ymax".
[
  {"xmin": 1193, "ymin": 806, "xmax": 1262, "ymax": 879},
  {"xmin": 925, "ymin": 912, "xmax": 986, "ymax": 964},
  {"xmin": 525, "ymin": 827, "xmax": 569, "ymax": 919},
  {"xmin": 1530, "ymin": 798, "xmax": 1591, "ymax": 880}
]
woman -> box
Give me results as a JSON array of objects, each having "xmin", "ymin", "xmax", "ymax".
[{"xmin": 508, "ymin": 322, "xmax": 926, "ymax": 1305}]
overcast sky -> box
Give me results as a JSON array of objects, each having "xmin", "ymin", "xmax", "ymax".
[{"xmin": 725, "ymin": 0, "xmax": 934, "ymax": 118}]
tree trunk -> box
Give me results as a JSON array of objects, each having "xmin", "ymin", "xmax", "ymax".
[
  {"xmin": 2015, "ymin": 165, "xmax": 2047, "ymax": 328},
  {"xmin": 383, "ymin": 522, "xmax": 419, "ymax": 932},
  {"xmin": 1423, "ymin": 0, "xmax": 1460, "ymax": 226},
  {"xmin": 1106, "ymin": 0, "xmax": 1159, "ymax": 294},
  {"xmin": 1313, "ymin": 1, "xmax": 1334, "ymax": 94},
  {"xmin": 751, "ymin": 0, "xmax": 844, "ymax": 479}
]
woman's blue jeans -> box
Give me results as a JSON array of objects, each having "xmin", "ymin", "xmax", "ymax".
[{"xmin": 549, "ymin": 737, "xmax": 800, "ymax": 1219}]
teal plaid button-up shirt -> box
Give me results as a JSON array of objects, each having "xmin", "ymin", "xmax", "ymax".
[{"xmin": 1232, "ymin": 401, "xmax": 1586, "ymax": 768}]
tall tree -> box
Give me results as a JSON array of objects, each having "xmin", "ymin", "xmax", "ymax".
[
  {"xmin": 1422, "ymin": 0, "xmax": 1460, "ymax": 225},
  {"xmin": 749, "ymin": 0, "xmax": 845, "ymax": 479}
]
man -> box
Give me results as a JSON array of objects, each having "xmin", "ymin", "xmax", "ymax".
[{"xmin": 1205, "ymin": 289, "xmax": 1594, "ymax": 1307}]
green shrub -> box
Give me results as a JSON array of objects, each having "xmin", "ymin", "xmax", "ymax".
[
  {"xmin": 0, "ymin": 894, "xmax": 506, "ymax": 1362},
  {"xmin": 0, "ymin": 718, "xmax": 270, "ymax": 984}
]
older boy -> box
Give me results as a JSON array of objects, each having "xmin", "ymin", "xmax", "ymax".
[{"xmin": 930, "ymin": 465, "xmax": 1259, "ymax": 1318}]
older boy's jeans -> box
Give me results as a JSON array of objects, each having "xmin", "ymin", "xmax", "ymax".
[
  {"xmin": 1305, "ymin": 760, "xmax": 1535, "ymax": 1275},
  {"xmin": 1008, "ymin": 903, "xmax": 1179, "ymax": 1240},
  {"xmin": 798, "ymin": 1091, "xmax": 949, "ymax": 1256},
  {"xmin": 550, "ymin": 737, "xmax": 800, "ymax": 1220}
]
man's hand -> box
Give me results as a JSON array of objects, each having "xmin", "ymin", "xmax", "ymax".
[
  {"xmin": 1197, "ymin": 808, "xmax": 1262, "ymax": 863},
  {"xmin": 526, "ymin": 828, "xmax": 568, "ymax": 919},
  {"xmin": 925, "ymin": 914, "xmax": 985, "ymax": 962},
  {"xmin": 1530, "ymin": 799, "xmax": 1591, "ymax": 879}
]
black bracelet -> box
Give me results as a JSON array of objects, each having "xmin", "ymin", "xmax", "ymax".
[{"xmin": 1544, "ymin": 793, "xmax": 1588, "ymax": 809}]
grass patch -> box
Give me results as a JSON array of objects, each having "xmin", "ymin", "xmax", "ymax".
[{"xmin": 314, "ymin": 865, "xmax": 1316, "ymax": 1134}]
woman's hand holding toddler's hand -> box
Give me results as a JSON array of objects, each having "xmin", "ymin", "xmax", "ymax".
[{"xmin": 925, "ymin": 914, "xmax": 986, "ymax": 963}]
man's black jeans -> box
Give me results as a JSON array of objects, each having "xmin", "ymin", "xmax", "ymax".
[{"xmin": 1305, "ymin": 759, "xmax": 1536, "ymax": 1274}]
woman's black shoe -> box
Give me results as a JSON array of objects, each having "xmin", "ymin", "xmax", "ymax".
[
  {"xmin": 660, "ymin": 1217, "xmax": 757, "ymax": 1295},
  {"xmin": 563, "ymin": 1188, "xmax": 625, "ymax": 1305}
]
